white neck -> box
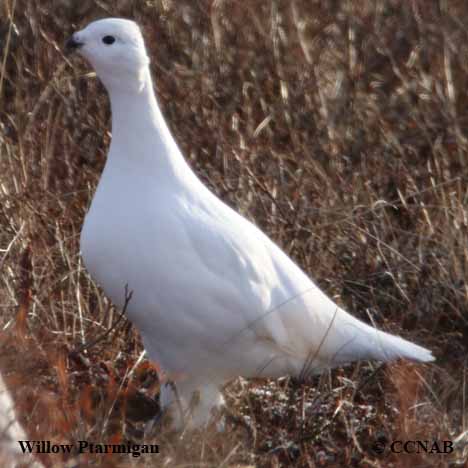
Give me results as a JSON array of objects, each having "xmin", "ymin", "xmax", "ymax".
[{"xmin": 105, "ymin": 67, "xmax": 193, "ymax": 183}]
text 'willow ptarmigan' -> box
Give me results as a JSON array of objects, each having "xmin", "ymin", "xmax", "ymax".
[{"xmin": 67, "ymin": 18, "xmax": 434, "ymax": 429}]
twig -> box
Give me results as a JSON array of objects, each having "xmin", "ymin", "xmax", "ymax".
[{"xmin": 69, "ymin": 285, "xmax": 133, "ymax": 357}]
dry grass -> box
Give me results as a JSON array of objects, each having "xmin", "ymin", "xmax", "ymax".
[{"xmin": 0, "ymin": 0, "xmax": 467, "ymax": 466}]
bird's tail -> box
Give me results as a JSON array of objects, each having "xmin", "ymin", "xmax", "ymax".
[
  {"xmin": 329, "ymin": 312, "xmax": 435, "ymax": 365},
  {"xmin": 363, "ymin": 326, "xmax": 434, "ymax": 362}
]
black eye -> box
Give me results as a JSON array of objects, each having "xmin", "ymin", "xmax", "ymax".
[{"xmin": 102, "ymin": 35, "xmax": 115, "ymax": 45}]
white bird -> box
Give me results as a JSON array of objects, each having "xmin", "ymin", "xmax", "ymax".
[
  {"xmin": 0, "ymin": 374, "xmax": 43, "ymax": 467},
  {"xmin": 67, "ymin": 18, "xmax": 434, "ymax": 428}
]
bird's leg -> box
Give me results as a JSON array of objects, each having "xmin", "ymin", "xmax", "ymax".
[
  {"xmin": 185, "ymin": 382, "xmax": 225, "ymax": 429},
  {"xmin": 160, "ymin": 380, "xmax": 226, "ymax": 429}
]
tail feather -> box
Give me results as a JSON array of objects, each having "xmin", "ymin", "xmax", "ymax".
[
  {"xmin": 368, "ymin": 328, "xmax": 434, "ymax": 362},
  {"xmin": 333, "ymin": 316, "xmax": 435, "ymax": 364}
]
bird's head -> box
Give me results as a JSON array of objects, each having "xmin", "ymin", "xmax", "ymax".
[{"xmin": 66, "ymin": 18, "xmax": 150, "ymax": 92}]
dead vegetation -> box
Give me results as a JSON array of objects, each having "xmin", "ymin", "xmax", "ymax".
[{"xmin": 0, "ymin": 0, "xmax": 467, "ymax": 466}]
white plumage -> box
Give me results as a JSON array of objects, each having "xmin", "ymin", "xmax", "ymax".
[
  {"xmin": 69, "ymin": 18, "xmax": 434, "ymax": 428},
  {"xmin": 0, "ymin": 375, "xmax": 43, "ymax": 467}
]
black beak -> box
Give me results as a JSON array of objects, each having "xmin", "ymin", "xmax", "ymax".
[{"xmin": 65, "ymin": 35, "xmax": 83, "ymax": 52}]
